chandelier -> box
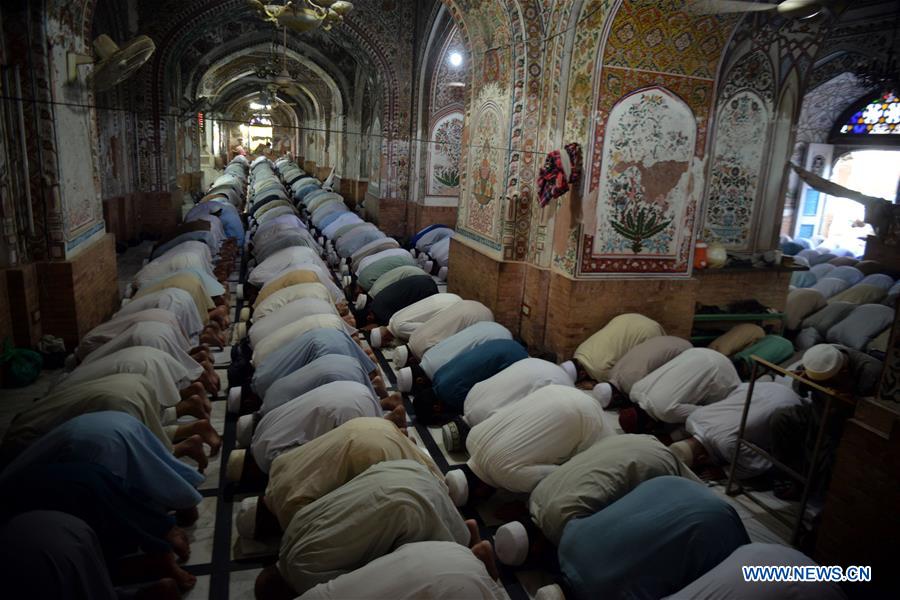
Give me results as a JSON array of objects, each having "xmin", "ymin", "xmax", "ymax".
[{"xmin": 248, "ymin": 1, "xmax": 354, "ymax": 34}]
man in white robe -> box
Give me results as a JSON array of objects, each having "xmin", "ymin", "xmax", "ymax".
[
  {"xmin": 445, "ymin": 385, "xmax": 616, "ymax": 504},
  {"xmin": 369, "ymin": 292, "xmax": 461, "ymax": 348},
  {"xmin": 114, "ymin": 288, "xmax": 205, "ymax": 345}
]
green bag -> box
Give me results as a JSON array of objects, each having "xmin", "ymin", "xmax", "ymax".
[{"xmin": 0, "ymin": 337, "xmax": 43, "ymax": 388}]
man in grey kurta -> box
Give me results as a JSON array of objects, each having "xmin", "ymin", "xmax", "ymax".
[{"xmin": 258, "ymin": 460, "xmax": 470, "ymax": 596}]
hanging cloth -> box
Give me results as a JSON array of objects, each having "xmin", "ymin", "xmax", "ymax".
[{"xmin": 538, "ymin": 143, "xmax": 583, "ymax": 208}]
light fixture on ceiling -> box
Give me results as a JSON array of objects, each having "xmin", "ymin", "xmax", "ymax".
[
  {"xmin": 449, "ymin": 51, "xmax": 463, "ymax": 67},
  {"xmin": 248, "ymin": 1, "xmax": 354, "ymax": 34},
  {"xmin": 249, "ymin": 101, "xmax": 270, "ymax": 110}
]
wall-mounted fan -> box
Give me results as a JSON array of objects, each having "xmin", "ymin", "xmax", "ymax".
[
  {"xmin": 67, "ymin": 34, "xmax": 156, "ymax": 91},
  {"xmin": 686, "ymin": 0, "xmax": 840, "ymax": 19}
]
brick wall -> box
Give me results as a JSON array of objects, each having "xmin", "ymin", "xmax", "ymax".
[
  {"xmin": 446, "ymin": 238, "xmax": 525, "ymax": 336},
  {"xmin": 37, "ymin": 234, "xmax": 119, "ymax": 350},
  {"xmin": 303, "ymin": 160, "xmax": 317, "ymax": 175},
  {"xmin": 413, "ymin": 203, "xmax": 458, "ymax": 232},
  {"xmin": 370, "ymin": 197, "xmax": 409, "ymax": 239},
  {"xmin": 815, "ymin": 400, "xmax": 899, "ymax": 597},
  {"xmin": 3, "ymin": 263, "xmax": 42, "ymax": 347},
  {"xmin": 694, "ymin": 268, "xmax": 792, "ymax": 311},
  {"xmin": 315, "ymin": 165, "xmax": 332, "ymax": 181},
  {"xmin": 139, "ymin": 192, "xmax": 181, "ymax": 239},
  {"xmin": 447, "ymin": 238, "xmax": 699, "ymax": 358},
  {"xmin": 339, "ymin": 179, "xmax": 369, "ymax": 210},
  {"xmin": 543, "ymin": 276, "xmax": 698, "ymax": 360}
]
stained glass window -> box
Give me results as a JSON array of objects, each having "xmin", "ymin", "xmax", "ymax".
[{"xmin": 840, "ymin": 91, "xmax": 900, "ymax": 135}]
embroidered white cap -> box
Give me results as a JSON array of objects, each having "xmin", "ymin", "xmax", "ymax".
[
  {"xmin": 494, "ymin": 521, "xmax": 529, "ymax": 566},
  {"xmin": 370, "ymin": 328, "xmax": 383, "ymax": 348},
  {"xmin": 445, "ymin": 470, "xmax": 468, "ymax": 507}
]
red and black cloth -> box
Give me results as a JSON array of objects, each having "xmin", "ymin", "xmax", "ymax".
[{"xmin": 538, "ymin": 143, "xmax": 583, "ymax": 208}]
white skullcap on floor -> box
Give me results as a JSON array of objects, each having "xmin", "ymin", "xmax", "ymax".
[{"xmin": 235, "ymin": 497, "xmax": 258, "ymax": 539}]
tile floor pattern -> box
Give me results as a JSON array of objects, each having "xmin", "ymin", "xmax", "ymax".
[{"xmin": 0, "ymin": 243, "xmax": 798, "ymax": 600}]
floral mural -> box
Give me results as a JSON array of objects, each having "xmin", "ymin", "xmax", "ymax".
[
  {"xmin": 592, "ymin": 88, "xmax": 697, "ymax": 261},
  {"xmin": 704, "ymin": 91, "xmax": 770, "ymax": 249},
  {"xmin": 428, "ymin": 112, "xmax": 464, "ymax": 195}
]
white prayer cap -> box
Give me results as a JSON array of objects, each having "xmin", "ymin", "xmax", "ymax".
[
  {"xmin": 340, "ymin": 263, "xmax": 349, "ymax": 276},
  {"xmin": 235, "ymin": 497, "xmax": 258, "ymax": 539},
  {"xmin": 235, "ymin": 322, "xmax": 247, "ymax": 340},
  {"xmin": 236, "ymin": 414, "xmax": 255, "ymax": 448},
  {"xmin": 397, "ymin": 367, "xmax": 414, "ymax": 392},
  {"xmin": 438, "ymin": 266, "xmax": 448, "ymax": 281},
  {"xmin": 494, "ymin": 521, "xmax": 529, "ymax": 566},
  {"xmin": 227, "ymin": 387, "xmax": 243, "ymax": 414},
  {"xmin": 535, "ymin": 584, "xmax": 566, "ymax": 600},
  {"xmin": 445, "ymin": 470, "xmax": 468, "ymax": 507},
  {"xmin": 411, "ymin": 248, "xmax": 418, "ymax": 258},
  {"xmin": 394, "ymin": 345, "xmax": 410, "ymax": 367},
  {"xmin": 226, "ymin": 449, "xmax": 246, "ymax": 483},
  {"xmin": 560, "ymin": 360, "xmax": 577, "ymax": 381},
  {"xmin": 803, "ymin": 344, "xmax": 846, "ymax": 381},
  {"xmin": 342, "ymin": 275, "xmax": 353, "ymax": 288},
  {"xmin": 355, "ymin": 294, "xmax": 368, "ymax": 312},
  {"xmin": 424, "ymin": 260, "xmax": 434, "ymax": 273},
  {"xmin": 239, "ymin": 307, "xmax": 251, "ymax": 323},
  {"xmin": 592, "ymin": 382, "xmax": 613, "ymax": 408},
  {"xmin": 669, "ymin": 440, "xmax": 695, "ymax": 467},
  {"xmin": 236, "ymin": 283, "xmax": 245, "ymax": 300},
  {"xmin": 370, "ymin": 328, "xmax": 383, "ymax": 348}
]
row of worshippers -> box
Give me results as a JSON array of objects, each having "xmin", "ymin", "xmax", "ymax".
[
  {"xmin": 0, "ymin": 155, "xmax": 253, "ymax": 598},
  {"xmin": 221, "ymin": 160, "xmax": 850, "ymax": 598},
  {"xmin": 206, "ymin": 159, "xmax": 503, "ymax": 597}
]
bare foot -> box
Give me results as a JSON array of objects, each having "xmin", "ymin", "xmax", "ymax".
[
  {"xmin": 384, "ymin": 405, "xmax": 407, "ymax": 428},
  {"xmin": 472, "ymin": 540, "xmax": 500, "ymax": 580},
  {"xmin": 465, "ymin": 519, "xmax": 481, "ymax": 547},
  {"xmin": 133, "ymin": 578, "xmax": 180, "ymax": 600},
  {"xmin": 179, "ymin": 381, "xmax": 206, "ymax": 401},
  {"xmin": 372, "ymin": 375, "xmax": 388, "ymax": 398},
  {"xmin": 381, "ymin": 392, "xmax": 403, "ymax": 410},
  {"xmin": 173, "ymin": 435, "xmax": 208, "ymax": 472},
  {"xmin": 175, "ymin": 420, "xmax": 222, "ymax": 456},
  {"xmin": 165, "ymin": 527, "xmax": 190, "ymax": 562},
  {"xmin": 176, "ymin": 394, "xmax": 212, "ymax": 420}
]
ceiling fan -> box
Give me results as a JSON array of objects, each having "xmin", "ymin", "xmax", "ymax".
[
  {"xmin": 686, "ymin": 0, "xmax": 841, "ymax": 19},
  {"xmin": 67, "ymin": 34, "xmax": 156, "ymax": 91}
]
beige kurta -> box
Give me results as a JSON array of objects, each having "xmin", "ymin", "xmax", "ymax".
[
  {"xmin": 75, "ymin": 309, "xmax": 187, "ymax": 362},
  {"xmin": 134, "ymin": 272, "xmax": 214, "ymax": 322},
  {"xmin": 254, "ymin": 270, "xmax": 321, "ymax": 308},
  {"xmin": 0, "ymin": 374, "xmax": 169, "ymax": 460},
  {"xmin": 608, "ymin": 335, "xmax": 693, "ymax": 396},
  {"xmin": 529, "ymin": 434, "xmax": 698, "ymax": 544},
  {"xmin": 266, "ymin": 418, "xmax": 442, "ymax": 529},
  {"xmin": 573, "ymin": 313, "xmax": 665, "ymax": 381},
  {"xmin": 408, "ymin": 300, "xmax": 493, "ymax": 358},
  {"xmin": 277, "ymin": 460, "xmax": 469, "ymax": 594},
  {"xmin": 252, "ymin": 283, "xmax": 333, "ymax": 322},
  {"xmin": 466, "ymin": 385, "xmax": 616, "ymax": 493},
  {"xmin": 387, "ymin": 293, "xmax": 461, "ymax": 340}
]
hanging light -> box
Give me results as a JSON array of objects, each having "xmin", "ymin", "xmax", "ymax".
[{"xmin": 247, "ymin": 1, "xmax": 355, "ymax": 34}]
